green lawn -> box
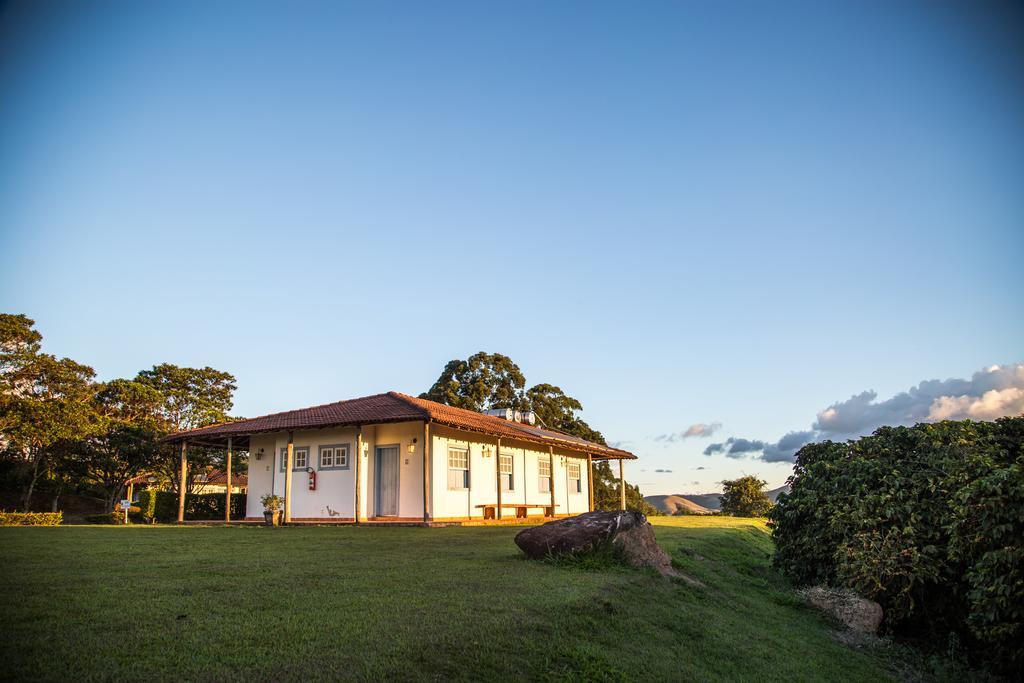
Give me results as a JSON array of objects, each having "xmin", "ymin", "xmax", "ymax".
[{"xmin": 1, "ymin": 517, "xmax": 902, "ymax": 681}]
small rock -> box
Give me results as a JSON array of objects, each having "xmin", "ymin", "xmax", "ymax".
[{"xmin": 801, "ymin": 586, "xmax": 883, "ymax": 634}]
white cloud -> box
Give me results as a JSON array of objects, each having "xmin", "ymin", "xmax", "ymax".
[
  {"xmin": 928, "ymin": 387, "xmax": 1024, "ymax": 421},
  {"xmin": 682, "ymin": 422, "xmax": 722, "ymax": 438},
  {"xmin": 654, "ymin": 421, "xmax": 721, "ymax": 443},
  {"xmin": 703, "ymin": 363, "xmax": 1024, "ymax": 464}
]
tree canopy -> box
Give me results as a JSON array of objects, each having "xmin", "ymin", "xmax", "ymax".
[
  {"xmin": 0, "ymin": 313, "xmax": 240, "ymax": 510},
  {"xmin": 135, "ymin": 363, "xmax": 238, "ymax": 495},
  {"xmin": 0, "ymin": 314, "xmax": 98, "ymax": 510},
  {"xmin": 421, "ymin": 353, "xmax": 606, "ymax": 444},
  {"xmin": 420, "ymin": 352, "xmax": 528, "ymax": 412},
  {"xmin": 719, "ymin": 475, "xmax": 773, "ymax": 517}
]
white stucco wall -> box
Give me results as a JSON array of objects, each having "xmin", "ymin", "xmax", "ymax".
[
  {"xmin": 243, "ymin": 420, "xmax": 594, "ymax": 520},
  {"xmin": 368, "ymin": 421, "xmax": 424, "ymax": 518},
  {"xmin": 244, "ymin": 421, "xmax": 425, "ymax": 519},
  {"xmin": 429, "ymin": 425, "xmax": 592, "ymax": 519},
  {"xmin": 245, "ymin": 427, "xmax": 360, "ymax": 519}
]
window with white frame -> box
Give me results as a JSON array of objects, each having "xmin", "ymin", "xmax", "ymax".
[
  {"xmin": 568, "ymin": 462, "xmax": 581, "ymax": 493},
  {"xmin": 319, "ymin": 444, "xmax": 350, "ymax": 470},
  {"xmin": 447, "ymin": 445, "xmax": 469, "ymax": 490},
  {"xmin": 280, "ymin": 447, "xmax": 309, "ymax": 471},
  {"xmin": 499, "ymin": 452, "xmax": 514, "ymax": 491},
  {"xmin": 539, "ymin": 456, "xmax": 552, "ymax": 493}
]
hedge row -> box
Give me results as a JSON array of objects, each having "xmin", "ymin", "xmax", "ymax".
[
  {"xmin": 769, "ymin": 417, "xmax": 1023, "ymax": 675},
  {"xmin": 0, "ymin": 511, "xmax": 63, "ymax": 526},
  {"xmin": 135, "ymin": 490, "xmax": 247, "ymax": 522}
]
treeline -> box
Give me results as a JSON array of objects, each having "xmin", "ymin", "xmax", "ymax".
[
  {"xmin": 0, "ymin": 314, "xmax": 239, "ymax": 513},
  {"xmin": 770, "ymin": 418, "xmax": 1023, "ymax": 674}
]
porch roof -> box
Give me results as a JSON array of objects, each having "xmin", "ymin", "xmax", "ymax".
[{"xmin": 164, "ymin": 391, "xmax": 635, "ymax": 460}]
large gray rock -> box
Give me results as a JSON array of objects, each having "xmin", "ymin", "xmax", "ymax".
[
  {"xmin": 801, "ymin": 586, "xmax": 884, "ymax": 635},
  {"xmin": 514, "ymin": 511, "xmax": 700, "ymax": 584}
]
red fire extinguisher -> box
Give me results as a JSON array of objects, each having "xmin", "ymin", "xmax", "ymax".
[{"xmin": 306, "ymin": 467, "xmax": 316, "ymax": 491}]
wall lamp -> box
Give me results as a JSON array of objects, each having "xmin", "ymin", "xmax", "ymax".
[{"xmin": 408, "ymin": 438, "xmax": 417, "ymax": 454}]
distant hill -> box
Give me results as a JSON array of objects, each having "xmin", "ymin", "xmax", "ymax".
[
  {"xmin": 643, "ymin": 495, "xmax": 712, "ymax": 515},
  {"xmin": 646, "ymin": 484, "xmax": 790, "ymax": 513}
]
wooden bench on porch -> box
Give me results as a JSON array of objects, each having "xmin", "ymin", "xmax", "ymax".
[{"xmin": 476, "ymin": 503, "xmax": 558, "ymax": 520}]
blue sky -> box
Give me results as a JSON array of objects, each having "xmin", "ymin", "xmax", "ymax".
[{"xmin": 2, "ymin": 1, "xmax": 1022, "ymax": 495}]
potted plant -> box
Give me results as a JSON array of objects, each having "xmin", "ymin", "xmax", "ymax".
[{"xmin": 261, "ymin": 494, "xmax": 284, "ymax": 526}]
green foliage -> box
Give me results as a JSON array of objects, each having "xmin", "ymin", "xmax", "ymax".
[
  {"xmin": 0, "ymin": 314, "xmax": 98, "ymax": 510},
  {"xmin": 83, "ymin": 512, "xmax": 122, "ymax": 524},
  {"xmin": 135, "ymin": 363, "xmax": 238, "ymax": 496},
  {"xmin": 187, "ymin": 493, "xmax": 247, "ymax": 520},
  {"xmin": 135, "ymin": 490, "xmax": 246, "ymax": 522},
  {"xmin": 261, "ymin": 494, "xmax": 283, "ymax": 513},
  {"xmin": 720, "ymin": 475, "xmax": 772, "ymax": 517},
  {"xmin": 136, "ymin": 489, "xmax": 163, "ymax": 523},
  {"xmin": 421, "ymin": 352, "xmax": 528, "ymax": 411},
  {"xmin": 769, "ymin": 417, "xmax": 1024, "ymax": 674},
  {"xmin": 0, "ymin": 511, "xmax": 62, "ymax": 526},
  {"xmin": 82, "ymin": 379, "xmax": 164, "ymax": 511},
  {"xmin": 421, "ymin": 353, "xmax": 606, "ymax": 443},
  {"xmin": 135, "ymin": 363, "xmax": 237, "ymax": 433},
  {"xmin": 524, "ymin": 383, "xmax": 605, "ymax": 444}
]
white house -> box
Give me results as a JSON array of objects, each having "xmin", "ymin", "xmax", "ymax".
[{"xmin": 165, "ymin": 392, "xmax": 636, "ymax": 524}]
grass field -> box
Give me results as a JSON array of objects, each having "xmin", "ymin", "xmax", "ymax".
[{"xmin": 1, "ymin": 517, "xmax": 909, "ymax": 681}]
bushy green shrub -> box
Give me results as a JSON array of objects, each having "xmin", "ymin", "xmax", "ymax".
[
  {"xmin": 135, "ymin": 490, "xmax": 160, "ymax": 523},
  {"xmin": 187, "ymin": 492, "xmax": 247, "ymax": 520},
  {"xmin": 769, "ymin": 417, "xmax": 1024, "ymax": 674},
  {"xmin": 84, "ymin": 507, "xmax": 140, "ymax": 524},
  {"xmin": 134, "ymin": 490, "xmax": 247, "ymax": 522},
  {"xmin": 0, "ymin": 511, "xmax": 62, "ymax": 526},
  {"xmin": 84, "ymin": 512, "xmax": 121, "ymax": 524}
]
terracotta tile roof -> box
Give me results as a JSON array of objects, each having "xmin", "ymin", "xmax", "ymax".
[
  {"xmin": 127, "ymin": 470, "xmax": 248, "ymax": 486},
  {"xmin": 166, "ymin": 391, "xmax": 634, "ymax": 459},
  {"xmin": 199, "ymin": 469, "xmax": 248, "ymax": 487}
]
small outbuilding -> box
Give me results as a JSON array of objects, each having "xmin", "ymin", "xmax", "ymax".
[{"xmin": 164, "ymin": 392, "xmax": 636, "ymax": 524}]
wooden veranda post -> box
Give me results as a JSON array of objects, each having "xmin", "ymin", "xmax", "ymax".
[
  {"xmin": 355, "ymin": 426, "xmax": 362, "ymax": 524},
  {"xmin": 495, "ymin": 437, "xmax": 502, "ymax": 520},
  {"xmin": 548, "ymin": 446, "xmax": 556, "ymax": 516},
  {"xmin": 177, "ymin": 441, "xmax": 188, "ymax": 523},
  {"xmin": 284, "ymin": 432, "xmax": 294, "ymax": 524},
  {"xmin": 587, "ymin": 454, "xmax": 594, "ymax": 512},
  {"xmin": 225, "ymin": 437, "xmax": 232, "ymax": 523},
  {"xmin": 422, "ymin": 421, "xmax": 430, "ymax": 523},
  {"xmin": 618, "ymin": 458, "xmax": 626, "ymax": 511}
]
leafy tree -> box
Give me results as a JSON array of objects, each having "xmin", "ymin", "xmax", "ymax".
[
  {"xmin": 0, "ymin": 314, "xmax": 97, "ymax": 510},
  {"xmin": 719, "ymin": 475, "xmax": 772, "ymax": 517},
  {"xmin": 135, "ymin": 363, "xmax": 237, "ymax": 495},
  {"xmin": 80, "ymin": 379, "xmax": 164, "ymax": 511},
  {"xmin": 136, "ymin": 363, "xmax": 237, "ymax": 432},
  {"xmin": 525, "ymin": 383, "xmax": 605, "ymax": 443},
  {"xmin": 421, "ymin": 352, "xmax": 528, "ymax": 411}
]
